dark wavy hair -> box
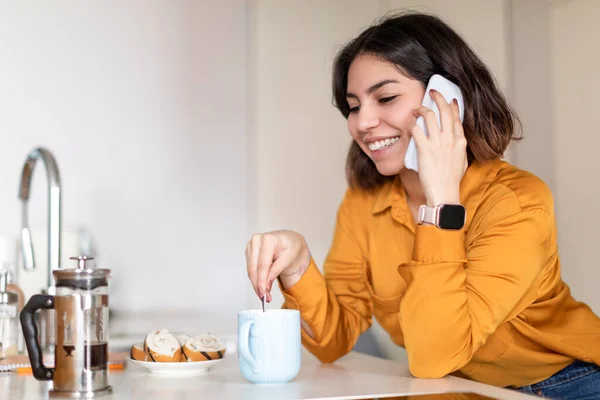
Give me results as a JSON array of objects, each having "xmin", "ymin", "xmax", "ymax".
[{"xmin": 333, "ymin": 11, "xmax": 522, "ymax": 191}]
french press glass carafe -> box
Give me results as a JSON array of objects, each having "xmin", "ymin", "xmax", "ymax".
[{"xmin": 20, "ymin": 256, "xmax": 112, "ymax": 398}]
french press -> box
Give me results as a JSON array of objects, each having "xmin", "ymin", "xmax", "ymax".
[{"xmin": 20, "ymin": 256, "xmax": 112, "ymax": 398}]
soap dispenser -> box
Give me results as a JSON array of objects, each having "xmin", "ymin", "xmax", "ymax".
[{"xmin": 0, "ymin": 269, "xmax": 19, "ymax": 359}]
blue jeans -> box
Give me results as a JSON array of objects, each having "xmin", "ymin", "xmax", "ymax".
[{"xmin": 515, "ymin": 360, "xmax": 600, "ymax": 399}]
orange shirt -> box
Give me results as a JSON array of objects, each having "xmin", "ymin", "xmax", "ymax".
[{"xmin": 280, "ymin": 159, "xmax": 600, "ymax": 388}]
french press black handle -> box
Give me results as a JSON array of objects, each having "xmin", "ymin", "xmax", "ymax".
[{"xmin": 20, "ymin": 294, "xmax": 55, "ymax": 381}]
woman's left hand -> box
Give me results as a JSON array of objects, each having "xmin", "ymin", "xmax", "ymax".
[{"xmin": 410, "ymin": 89, "xmax": 468, "ymax": 207}]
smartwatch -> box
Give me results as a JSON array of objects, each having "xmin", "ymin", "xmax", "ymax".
[{"xmin": 417, "ymin": 204, "xmax": 466, "ymax": 230}]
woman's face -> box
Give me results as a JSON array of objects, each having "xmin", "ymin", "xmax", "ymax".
[{"xmin": 346, "ymin": 53, "xmax": 425, "ymax": 176}]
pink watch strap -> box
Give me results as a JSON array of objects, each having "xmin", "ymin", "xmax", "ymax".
[{"xmin": 417, "ymin": 205, "xmax": 437, "ymax": 225}]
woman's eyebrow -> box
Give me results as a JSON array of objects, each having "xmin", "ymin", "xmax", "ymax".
[{"xmin": 346, "ymin": 79, "xmax": 400, "ymax": 99}]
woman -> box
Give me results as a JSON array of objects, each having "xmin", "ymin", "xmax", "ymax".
[{"xmin": 244, "ymin": 11, "xmax": 600, "ymax": 399}]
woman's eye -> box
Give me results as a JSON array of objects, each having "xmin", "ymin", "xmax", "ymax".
[
  {"xmin": 348, "ymin": 106, "xmax": 360, "ymax": 114},
  {"xmin": 379, "ymin": 96, "xmax": 398, "ymax": 104}
]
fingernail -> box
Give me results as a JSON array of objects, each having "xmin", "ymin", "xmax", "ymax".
[
  {"xmin": 258, "ymin": 288, "xmax": 263, "ymax": 297},
  {"xmin": 267, "ymin": 279, "xmax": 274, "ymax": 292},
  {"xmin": 452, "ymin": 98, "xmax": 458, "ymax": 105},
  {"xmin": 412, "ymin": 109, "xmax": 419, "ymax": 116},
  {"xmin": 429, "ymin": 89, "xmax": 437, "ymax": 95}
]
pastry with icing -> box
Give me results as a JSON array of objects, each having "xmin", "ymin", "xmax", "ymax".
[
  {"xmin": 182, "ymin": 333, "xmax": 226, "ymax": 362},
  {"xmin": 143, "ymin": 329, "xmax": 182, "ymax": 362},
  {"xmin": 130, "ymin": 343, "xmax": 147, "ymax": 361}
]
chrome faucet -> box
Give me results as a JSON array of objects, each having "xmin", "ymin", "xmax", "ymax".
[{"xmin": 18, "ymin": 147, "xmax": 62, "ymax": 350}]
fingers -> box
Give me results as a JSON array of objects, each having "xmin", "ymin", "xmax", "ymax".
[
  {"xmin": 413, "ymin": 106, "xmax": 440, "ymax": 142},
  {"xmin": 450, "ymin": 98, "xmax": 465, "ymax": 140},
  {"xmin": 430, "ymin": 89, "xmax": 453, "ymax": 137},
  {"xmin": 256, "ymin": 235, "xmax": 277, "ymax": 298},
  {"xmin": 253, "ymin": 251, "xmax": 292, "ymax": 304},
  {"xmin": 245, "ymin": 230, "xmax": 307, "ymax": 304},
  {"xmin": 449, "ymin": 99, "xmax": 468, "ymax": 174},
  {"xmin": 409, "ymin": 120, "xmax": 428, "ymax": 152},
  {"xmin": 246, "ymin": 234, "xmax": 262, "ymax": 298},
  {"xmin": 268, "ymin": 250, "xmax": 294, "ymax": 287},
  {"xmin": 246, "ymin": 233, "xmax": 283, "ymax": 302}
]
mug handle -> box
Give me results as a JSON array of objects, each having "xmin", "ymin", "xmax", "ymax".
[
  {"xmin": 239, "ymin": 320, "xmax": 260, "ymax": 374},
  {"xmin": 20, "ymin": 294, "xmax": 55, "ymax": 381}
]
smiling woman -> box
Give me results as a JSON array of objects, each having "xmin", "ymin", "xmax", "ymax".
[
  {"xmin": 343, "ymin": 57, "xmax": 427, "ymax": 177},
  {"xmin": 334, "ymin": 18, "xmax": 520, "ymax": 192},
  {"xmin": 244, "ymin": 10, "xmax": 600, "ymax": 400}
]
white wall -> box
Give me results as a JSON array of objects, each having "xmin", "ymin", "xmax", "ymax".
[
  {"xmin": 510, "ymin": 0, "xmax": 555, "ymax": 191},
  {"xmin": 549, "ymin": 0, "xmax": 600, "ymax": 313},
  {"xmin": 0, "ymin": 1, "xmax": 249, "ymax": 327}
]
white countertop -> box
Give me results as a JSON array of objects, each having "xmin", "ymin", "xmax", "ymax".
[{"xmin": 1, "ymin": 347, "xmax": 536, "ymax": 400}]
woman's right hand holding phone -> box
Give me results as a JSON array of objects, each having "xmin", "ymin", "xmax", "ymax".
[{"xmin": 245, "ymin": 230, "xmax": 311, "ymax": 303}]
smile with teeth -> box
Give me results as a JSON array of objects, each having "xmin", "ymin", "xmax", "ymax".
[{"xmin": 367, "ymin": 137, "xmax": 399, "ymax": 151}]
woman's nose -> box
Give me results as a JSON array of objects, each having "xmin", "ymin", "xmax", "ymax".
[{"xmin": 357, "ymin": 105, "xmax": 380, "ymax": 132}]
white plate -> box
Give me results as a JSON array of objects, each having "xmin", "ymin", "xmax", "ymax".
[{"xmin": 128, "ymin": 357, "xmax": 224, "ymax": 376}]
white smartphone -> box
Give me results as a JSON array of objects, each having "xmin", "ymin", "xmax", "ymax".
[{"xmin": 404, "ymin": 74, "xmax": 465, "ymax": 172}]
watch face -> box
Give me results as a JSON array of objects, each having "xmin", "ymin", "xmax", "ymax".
[{"xmin": 438, "ymin": 204, "xmax": 466, "ymax": 230}]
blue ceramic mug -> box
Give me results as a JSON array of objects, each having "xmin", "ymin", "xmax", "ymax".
[{"xmin": 238, "ymin": 309, "xmax": 301, "ymax": 384}]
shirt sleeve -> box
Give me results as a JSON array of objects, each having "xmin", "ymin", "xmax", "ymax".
[
  {"xmin": 398, "ymin": 197, "xmax": 553, "ymax": 378},
  {"xmin": 279, "ymin": 190, "xmax": 373, "ymax": 363}
]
